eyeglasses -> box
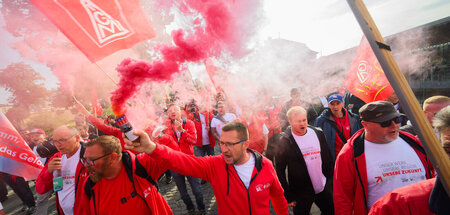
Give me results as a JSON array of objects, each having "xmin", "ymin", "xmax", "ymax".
[
  {"xmin": 53, "ymin": 135, "xmax": 75, "ymax": 144},
  {"xmin": 81, "ymin": 153, "xmax": 112, "ymax": 167},
  {"xmin": 378, "ymin": 116, "xmax": 403, "ymax": 128},
  {"xmin": 219, "ymin": 139, "xmax": 247, "ymax": 148}
]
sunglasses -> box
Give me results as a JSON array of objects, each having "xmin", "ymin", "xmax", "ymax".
[{"xmin": 378, "ymin": 116, "xmax": 403, "ymax": 127}]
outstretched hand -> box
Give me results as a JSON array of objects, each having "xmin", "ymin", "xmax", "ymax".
[{"xmin": 123, "ymin": 129, "xmax": 157, "ymax": 154}]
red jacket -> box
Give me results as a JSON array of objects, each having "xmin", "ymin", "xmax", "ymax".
[
  {"xmin": 369, "ymin": 178, "xmax": 436, "ymax": 215},
  {"xmin": 333, "ymin": 130, "xmax": 435, "ymax": 215},
  {"xmin": 240, "ymin": 115, "xmax": 267, "ymax": 153},
  {"xmin": 163, "ymin": 118, "xmax": 197, "ymax": 155},
  {"xmin": 150, "ymin": 144, "xmax": 289, "ymax": 215},
  {"xmin": 188, "ymin": 111, "xmax": 216, "ymax": 148},
  {"xmin": 265, "ymin": 105, "xmax": 282, "ymax": 138},
  {"xmin": 88, "ymin": 115, "xmax": 124, "ymax": 147},
  {"xmin": 78, "ymin": 151, "xmax": 172, "ymax": 215},
  {"xmin": 36, "ymin": 146, "xmax": 88, "ymax": 215}
]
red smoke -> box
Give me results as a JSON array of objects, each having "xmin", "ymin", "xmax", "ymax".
[{"xmin": 110, "ymin": 0, "xmax": 260, "ymax": 116}]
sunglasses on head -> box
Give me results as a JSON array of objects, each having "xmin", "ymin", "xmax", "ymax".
[{"xmin": 378, "ymin": 116, "xmax": 403, "ymax": 127}]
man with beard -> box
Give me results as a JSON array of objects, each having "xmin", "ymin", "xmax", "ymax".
[
  {"xmin": 79, "ymin": 135, "xmax": 172, "ymax": 214},
  {"xmin": 123, "ymin": 121, "xmax": 288, "ymax": 215},
  {"xmin": 333, "ymin": 101, "xmax": 435, "ymax": 215},
  {"xmin": 36, "ymin": 125, "xmax": 88, "ymax": 215}
]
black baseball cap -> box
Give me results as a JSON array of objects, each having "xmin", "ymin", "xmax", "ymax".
[{"xmin": 359, "ymin": 101, "xmax": 405, "ymax": 122}]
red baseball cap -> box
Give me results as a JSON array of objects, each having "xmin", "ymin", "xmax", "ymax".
[{"xmin": 29, "ymin": 128, "xmax": 45, "ymax": 135}]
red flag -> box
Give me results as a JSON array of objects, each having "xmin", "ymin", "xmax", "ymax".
[
  {"xmin": 92, "ymin": 89, "xmax": 103, "ymax": 116},
  {"xmin": 0, "ymin": 112, "xmax": 44, "ymax": 180},
  {"xmin": 344, "ymin": 36, "xmax": 394, "ymax": 103},
  {"xmin": 30, "ymin": 0, "xmax": 156, "ymax": 62}
]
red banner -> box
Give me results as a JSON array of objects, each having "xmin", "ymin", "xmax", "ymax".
[
  {"xmin": 0, "ymin": 113, "xmax": 43, "ymax": 180},
  {"xmin": 344, "ymin": 36, "xmax": 394, "ymax": 103},
  {"xmin": 30, "ymin": 0, "xmax": 156, "ymax": 62}
]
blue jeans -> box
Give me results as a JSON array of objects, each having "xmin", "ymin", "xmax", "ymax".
[
  {"xmin": 171, "ymin": 171, "xmax": 205, "ymax": 210},
  {"xmin": 194, "ymin": 145, "xmax": 214, "ymax": 157}
]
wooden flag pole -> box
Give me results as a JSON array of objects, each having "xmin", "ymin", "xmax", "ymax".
[{"xmin": 346, "ymin": 0, "xmax": 450, "ymax": 193}]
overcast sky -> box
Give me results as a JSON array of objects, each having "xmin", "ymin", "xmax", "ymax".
[{"xmin": 0, "ymin": 0, "xmax": 449, "ymax": 104}]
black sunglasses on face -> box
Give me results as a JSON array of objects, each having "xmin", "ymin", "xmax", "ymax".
[{"xmin": 378, "ymin": 116, "xmax": 403, "ymax": 128}]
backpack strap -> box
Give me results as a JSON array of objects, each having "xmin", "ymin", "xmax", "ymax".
[{"xmin": 134, "ymin": 155, "xmax": 158, "ymax": 190}]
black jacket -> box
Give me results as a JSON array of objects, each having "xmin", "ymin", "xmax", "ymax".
[{"xmin": 275, "ymin": 126, "xmax": 334, "ymax": 203}]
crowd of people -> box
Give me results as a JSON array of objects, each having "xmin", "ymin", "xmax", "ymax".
[{"xmin": 0, "ymin": 88, "xmax": 449, "ymax": 215}]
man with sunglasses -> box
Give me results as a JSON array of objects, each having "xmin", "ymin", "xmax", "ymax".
[
  {"xmin": 36, "ymin": 125, "xmax": 88, "ymax": 215},
  {"xmin": 123, "ymin": 121, "xmax": 289, "ymax": 215},
  {"xmin": 334, "ymin": 101, "xmax": 435, "ymax": 215}
]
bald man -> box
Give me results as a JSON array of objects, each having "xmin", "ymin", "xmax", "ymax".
[{"xmin": 36, "ymin": 125, "xmax": 88, "ymax": 215}]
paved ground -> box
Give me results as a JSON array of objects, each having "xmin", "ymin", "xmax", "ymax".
[
  {"xmin": 2, "ymin": 175, "xmax": 320, "ymax": 215},
  {"xmin": 2, "ymin": 145, "xmax": 320, "ymax": 214}
]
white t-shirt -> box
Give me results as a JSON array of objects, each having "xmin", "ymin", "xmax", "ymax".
[
  {"xmin": 0, "ymin": 201, "xmax": 3, "ymax": 210},
  {"xmin": 199, "ymin": 113, "xmax": 211, "ymax": 146},
  {"xmin": 365, "ymin": 138, "xmax": 427, "ymax": 208},
  {"xmin": 210, "ymin": 113, "xmax": 237, "ymax": 137},
  {"xmin": 58, "ymin": 146, "xmax": 81, "ymax": 215},
  {"xmin": 292, "ymin": 128, "xmax": 326, "ymax": 194},
  {"xmin": 234, "ymin": 153, "xmax": 255, "ymax": 189}
]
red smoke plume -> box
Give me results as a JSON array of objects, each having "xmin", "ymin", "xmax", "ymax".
[{"xmin": 110, "ymin": 0, "xmax": 261, "ymax": 116}]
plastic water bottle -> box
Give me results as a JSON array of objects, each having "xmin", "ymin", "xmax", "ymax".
[{"xmin": 53, "ymin": 169, "xmax": 63, "ymax": 192}]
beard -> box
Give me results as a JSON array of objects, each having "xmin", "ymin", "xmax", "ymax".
[{"xmin": 86, "ymin": 160, "xmax": 110, "ymax": 183}]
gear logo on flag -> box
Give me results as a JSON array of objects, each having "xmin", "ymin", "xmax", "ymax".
[{"xmin": 81, "ymin": 0, "xmax": 132, "ymax": 47}]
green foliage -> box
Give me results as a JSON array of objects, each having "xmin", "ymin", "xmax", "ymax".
[
  {"xmin": 0, "ymin": 62, "xmax": 50, "ymax": 108},
  {"xmin": 24, "ymin": 108, "xmax": 76, "ymax": 135}
]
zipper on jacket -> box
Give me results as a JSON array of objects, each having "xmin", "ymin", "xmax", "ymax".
[
  {"xmin": 233, "ymin": 165, "xmax": 259, "ymax": 215},
  {"xmin": 354, "ymin": 159, "xmax": 368, "ymax": 211},
  {"xmin": 92, "ymin": 190, "xmax": 98, "ymax": 215}
]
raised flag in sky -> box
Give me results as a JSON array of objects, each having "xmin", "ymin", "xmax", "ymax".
[
  {"xmin": 30, "ymin": 0, "xmax": 156, "ymax": 62},
  {"xmin": 0, "ymin": 112, "xmax": 43, "ymax": 180},
  {"xmin": 344, "ymin": 36, "xmax": 394, "ymax": 103}
]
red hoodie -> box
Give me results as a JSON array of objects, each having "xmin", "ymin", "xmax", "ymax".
[
  {"xmin": 163, "ymin": 118, "xmax": 197, "ymax": 155},
  {"xmin": 240, "ymin": 115, "xmax": 267, "ymax": 153},
  {"xmin": 150, "ymin": 144, "xmax": 289, "ymax": 215},
  {"xmin": 187, "ymin": 111, "xmax": 216, "ymax": 148}
]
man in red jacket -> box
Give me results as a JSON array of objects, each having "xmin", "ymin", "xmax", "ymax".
[
  {"xmin": 36, "ymin": 125, "xmax": 88, "ymax": 215},
  {"xmin": 333, "ymin": 101, "xmax": 435, "ymax": 215},
  {"xmin": 124, "ymin": 121, "xmax": 289, "ymax": 215},
  {"xmin": 369, "ymin": 105, "xmax": 450, "ymax": 215},
  {"xmin": 78, "ymin": 135, "xmax": 172, "ymax": 215},
  {"xmin": 163, "ymin": 104, "xmax": 205, "ymax": 214}
]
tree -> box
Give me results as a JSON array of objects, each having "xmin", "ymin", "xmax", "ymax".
[
  {"xmin": 50, "ymin": 84, "xmax": 74, "ymax": 109},
  {"xmin": 0, "ymin": 62, "xmax": 50, "ymax": 108}
]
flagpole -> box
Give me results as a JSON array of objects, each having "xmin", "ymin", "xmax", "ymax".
[
  {"xmin": 94, "ymin": 63, "xmax": 118, "ymax": 85},
  {"xmin": 346, "ymin": 0, "xmax": 450, "ymax": 193}
]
